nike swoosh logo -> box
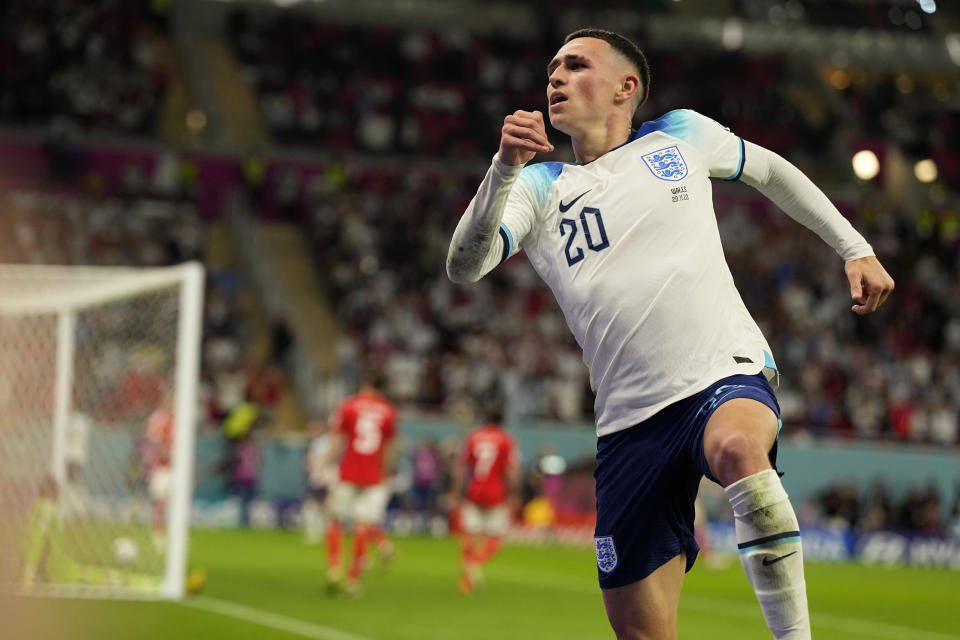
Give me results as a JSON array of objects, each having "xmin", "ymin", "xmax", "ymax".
[
  {"xmin": 559, "ymin": 190, "xmax": 591, "ymax": 212},
  {"xmin": 762, "ymin": 551, "xmax": 797, "ymax": 566}
]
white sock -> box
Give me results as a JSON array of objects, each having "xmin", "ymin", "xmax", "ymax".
[{"xmin": 725, "ymin": 469, "xmax": 811, "ymax": 640}]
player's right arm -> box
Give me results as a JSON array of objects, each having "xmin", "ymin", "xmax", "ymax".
[{"xmin": 446, "ymin": 110, "xmax": 553, "ymax": 284}]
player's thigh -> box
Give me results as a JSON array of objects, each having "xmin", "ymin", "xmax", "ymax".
[
  {"xmin": 484, "ymin": 504, "xmax": 510, "ymax": 537},
  {"xmin": 601, "ymin": 553, "xmax": 686, "ymax": 640},
  {"xmin": 460, "ymin": 502, "xmax": 483, "ymax": 535},
  {"xmin": 465, "ymin": 503, "xmax": 509, "ymax": 537},
  {"xmin": 702, "ymin": 398, "xmax": 778, "ymax": 485}
]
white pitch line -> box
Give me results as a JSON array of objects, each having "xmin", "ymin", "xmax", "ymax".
[
  {"xmin": 182, "ymin": 596, "xmax": 375, "ymax": 640},
  {"xmin": 492, "ymin": 565, "xmax": 960, "ymax": 640}
]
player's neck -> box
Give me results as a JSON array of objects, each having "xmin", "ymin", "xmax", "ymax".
[{"xmin": 571, "ymin": 119, "xmax": 632, "ymax": 164}]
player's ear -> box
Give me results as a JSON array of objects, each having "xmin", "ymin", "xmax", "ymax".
[{"xmin": 615, "ymin": 73, "xmax": 640, "ymax": 106}]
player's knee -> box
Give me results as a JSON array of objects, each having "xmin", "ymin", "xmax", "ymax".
[{"xmin": 707, "ymin": 430, "xmax": 768, "ymax": 486}]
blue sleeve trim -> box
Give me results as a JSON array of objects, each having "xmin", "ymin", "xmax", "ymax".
[
  {"xmin": 635, "ymin": 109, "xmax": 683, "ymax": 140},
  {"xmin": 498, "ymin": 223, "xmax": 514, "ymax": 263},
  {"xmin": 722, "ymin": 136, "xmax": 745, "ymax": 181},
  {"xmin": 519, "ymin": 161, "xmax": 565, "ymax": 209}
]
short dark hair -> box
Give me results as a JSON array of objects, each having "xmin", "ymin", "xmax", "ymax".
[
  {"xmin": 359, "ymin": 368, "xmax": 387, "ymax": 393},
  {"xmin": 477, "ymin": 390, "xmax": 505, "ymax": 425},
  {"xmin": 564, "ymin": 28, "xmax": 651, "ymax": 110}
]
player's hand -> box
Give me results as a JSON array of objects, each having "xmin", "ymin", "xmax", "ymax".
[
  {"xmin": 499, "ymin": 110, "xmax": 554, "ymax": 166},
  {"xmin": 845, "ymin": 255, "xmax": 894, "ymax": 315}
]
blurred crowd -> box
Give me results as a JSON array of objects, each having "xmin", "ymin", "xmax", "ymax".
[
  {"xmin": 808, "ymin": 477, "xmax": 960, "ymax": 537},
  {"xmin": 0, "ymin": 0, "xmax": 169, "ymax": 137},
  {"xmin": 225, "ymin": 7, "xmax": 959, "ymax": 187}
]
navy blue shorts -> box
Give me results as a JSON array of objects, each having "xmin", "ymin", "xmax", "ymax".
[{"xmin": 593, "ymin": 373, "xmax": 781, "ymax": 589}]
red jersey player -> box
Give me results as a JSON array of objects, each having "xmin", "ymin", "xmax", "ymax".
[
  {"xmin": 449, "ymin": 398, "xmax": 520, "ymax": 593},
  {"xmin": 321, "ymin": 373, "xmax": 397, "ymax": 595}
]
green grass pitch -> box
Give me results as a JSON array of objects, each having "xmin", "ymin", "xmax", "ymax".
[{"xmin": 3, "ymin": 529, "xmax": 958, "ymax": 639}]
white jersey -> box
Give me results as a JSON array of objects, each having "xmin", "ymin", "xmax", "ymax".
[{"xmin": 458, "ymin": 109, "xmax": 871, "ymax": 436}]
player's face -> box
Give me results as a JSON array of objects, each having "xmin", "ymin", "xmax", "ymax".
[{"xmin": 546, "ymin": 38, "xmax": 624, "ymax": 136}]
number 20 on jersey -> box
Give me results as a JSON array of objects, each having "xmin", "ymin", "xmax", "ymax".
[{"xmin": 560, "ymin": 206, "xmax": 611, "ymax": 267}]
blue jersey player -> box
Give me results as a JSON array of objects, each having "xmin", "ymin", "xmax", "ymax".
[{"xmin": 447, "ymin": 29, "xmax": 894, "ymax": 640}]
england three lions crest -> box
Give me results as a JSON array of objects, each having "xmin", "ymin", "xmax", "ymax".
[
  {"xmin": 642, "ymin": 145, "xmax": 688, "ymax": 181},
  {"xmin": 595, "ymin": 536, "xmax": 618, "ymax": 574}
]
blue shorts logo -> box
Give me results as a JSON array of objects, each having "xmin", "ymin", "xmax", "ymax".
[
  {"xmin": 642, "ymin": 145, "xmax": 688, "ymax": 181},
  {"xmin": 595, "ymin": 536, "xmax": 619, "ymax": 573}
]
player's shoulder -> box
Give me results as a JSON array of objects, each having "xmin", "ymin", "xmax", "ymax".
[
  {"xmin": 517, "ymin": 160, "xmax": 569, "ymax": 205},
  {"xmin": 374, "ymin": 394, "xmax": 398, "ymax": 416},
  {"xmin": 633, "ymin": 109, "xmax": 713, "ymax": 140},
  {"xmin": 520, "ymin": 160, "xmax": 566, "ymax": 181}
]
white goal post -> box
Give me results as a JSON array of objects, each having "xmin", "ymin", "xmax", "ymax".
[{"xmin": 0, "ymin": 262, "xmax": 204, "ymax": 599}]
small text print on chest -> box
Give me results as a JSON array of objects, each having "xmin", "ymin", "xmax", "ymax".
[{"xmin": 671, "ymin": 185, "xmax": 689, "ymax": 203}]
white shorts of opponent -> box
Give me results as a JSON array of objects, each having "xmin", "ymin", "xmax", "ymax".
[
  {"xmin": 330, "ymin": 482, "xmax": 390, "ymax": 525},
  {"xmin": 149, "ymin": 466, "xmax": 171, "ymax": 501},
  {"xmin": 461, "ymin": 501, "xmax": 510, "ymax": 537}
]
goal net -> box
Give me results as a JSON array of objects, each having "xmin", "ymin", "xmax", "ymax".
[{"xmin": 0, "ymin": 263, "xmax": 204, "ymax": 599}]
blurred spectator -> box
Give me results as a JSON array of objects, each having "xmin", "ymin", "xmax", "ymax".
[
  {"xmin": 858, "ymin": 477, "xmax": 894, "ymax": 531},
  {"xmin": 818, "ymin": 480, "xmax": 860, "ymax": 529},
  {"xmin": 227, "ymin": 430, "xmax": 261, "ymax": 529},
  {"xmin": 410, "ymin": 437, "xmax": 441, "ymax": 526}
]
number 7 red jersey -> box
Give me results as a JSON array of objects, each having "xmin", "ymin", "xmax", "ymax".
[
  {"xmin": 462, "ymin": 423, "xmax": 519, "ymax": 507},
  {"xmin": 331, "ymin": 391, "xmax": 397, "ymax": 486}
]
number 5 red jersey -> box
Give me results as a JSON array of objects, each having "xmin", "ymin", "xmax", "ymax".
[{"xmin": 331, "ymin": 391, "xmax": 397, "ymax": 486}]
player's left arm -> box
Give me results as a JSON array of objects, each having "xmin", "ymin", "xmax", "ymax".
[
  {"xmin": 447, "ymin": 148, "xmax": 543, "ymax": 283},
  {"xmin": 739, "ymin": 140, "xmax": 894, "ymax": 314}
]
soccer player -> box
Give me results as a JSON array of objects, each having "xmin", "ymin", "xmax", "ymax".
[
  {"xmin": 22, "ymin": 476, "xmax": 159, "ymax": 590},
  {"xmin": 321, "ymin": 373, "xmax": 397, "ymax": 595},
  {"xmin": 302, "ymin": 418, "xmax": 337, "ymax": 544},
  {"xmin": 448, "ymin": 398, "xmax": 520, "ymax": 594},
  {"xmin": 446, "ymin": 28, "xmax": 894, "ymax": 640}
]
